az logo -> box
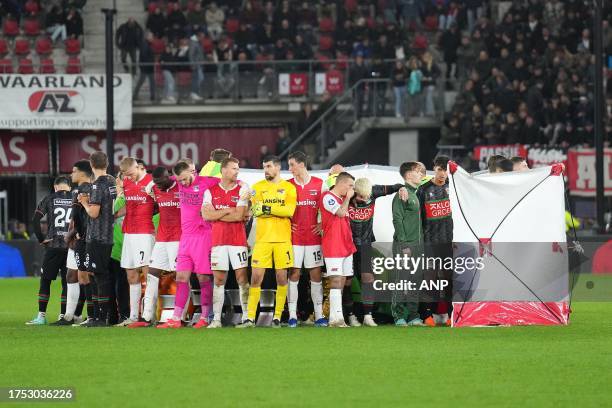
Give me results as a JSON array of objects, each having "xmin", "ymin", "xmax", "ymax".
[{"xmin": 28, "ymin": 90, "xmax": 84, "ymax": 114}]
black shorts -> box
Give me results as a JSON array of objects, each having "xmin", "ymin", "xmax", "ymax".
[
  {"xmin": 41, "ymin": 248, "xmax": 68, "ymax": 281},
  {"xmin": 353, "ymin": 244, "xmax": 372, "ymax": 278},
  {"xmin": 74, "ymin": 240, "xmax": 88, "ymax": 271},
  {"xmin": 85, "ymin": 242, "xmax": 113, "ymax": 275}
]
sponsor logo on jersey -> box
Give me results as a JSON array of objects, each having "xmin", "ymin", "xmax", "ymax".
[
  {"xmin": 297, "ymin": 199, "xmax": 317, "ymax": 207},
  {"xmin": 424, "ymin": 199, "xmax": 451, "ymax": 219},
  {"xmin": 231, "ymin": 196, "xmax": 239, "ymax": 203},
  {"xmin": 263, "ymin": 198, "xmax": 284, "ymax": 204},
  {"xmin": 277, "ymin": 189, "xmax": 285, "ymax": 194},
  {"xmin": 193, "ymin": 185, "xmax": 199, "ymax": 192},
  {"xmin": 327, "ymin": 198, "xmax": 336, "ymax": 206},
  {"xmin": 309, "ymin": 190, "xmax": 319, "ymax": 196},
  {"xmin": 125, "ymin": 195, "xmax": 148, "ymax": 202},
  {"xmin": 348, "ymin": 205, "xmax": 374, "ymax": 221},
  {"xmin": 158, "ymin": 201, "xmax": 180, "ymax": 208},
  {"xmin": 53, "ymin": 198, "xmax": 73, "ymax": 207}
]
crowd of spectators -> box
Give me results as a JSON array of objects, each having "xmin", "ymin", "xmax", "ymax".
[
  {"xmin": 438, "ymin": 0, "xmax": 612, "ymax": 149},
  {"xmin": 0, "ymin": 0, "xmax": 84, "ymax": 73}
]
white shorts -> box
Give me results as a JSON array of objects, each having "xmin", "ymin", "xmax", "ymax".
[
  {"xmin": 120, "ymin": 234, "xmax": 155, "ymax": 269},
  {"xmin": 210, "ymin": 245, "xmax": 249, "ymax": 271},
  {"xmin": 66, "ymin": 248, "xmax": 78, "ymax": 270},
  {"xmin": 324, "ymin": 255, "xmax": 354, "ymax": 277},
  {"xmin": 293, "ymin": 245, "xmax": 324, "ymax": 269},
  {"xmin": 150, "ymin": 241, "xmax": 179, "ymax": 271}
]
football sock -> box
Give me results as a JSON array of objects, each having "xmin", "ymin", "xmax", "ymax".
[
  {"xmin": 342, "ymin": 284, "xmax": 353, "ymax": 316},
  {"xmin": 172, "ymin": 281, "xmax": 189, "ymax": 320},
  {"xmin": 129, "ymin": 283, "xmax": 142, "ymax": 321},
  {"xmin": 212, "ymin": 284, "xmax": 225, "ymax": 321},
  {"xmin": 142, "ymin": 274, "xmax": 159, "ymax": 322},
  {"xmin": 288, "ymin": 280, "xmax": 299, "ymax": 320},
  {"xmin": 362, "ymin": 281, "xmax": 374, "ymax": 315},
  {"xmin": 274, "ymin": 284, "xmax": 288, "ymax": 320},
  {"xmin": 90, "ymin": 280, "xmax": 99, "ymax": 319},
  {"xmin": 199, "ymin": 279, "xmax": 213, "ymax": 320},
  {"xmin": 246, "ymin": 286, "xmax": 261, "ymax": 321},
  {"xmin": 75, "ymin": 285, "xmax": 85, "ymax": 317},
  {"xmin": 94, "ymin": 274, "xmax": 111, "ymax": 323},
  {"xmin": 64, "ymin": 283, "xmax": 80, "ymax": 320},
  {"xmin": 329, "ymin": 288, "xmax": 343, "ymax": 322},
  {"xmin": 238, "ymin": 283, "xmax": 250, "ymax": 322},
  {"xmin": 84, "ymin": 283, "xmax": 94, "ymax": 318},
  {"xmin": 310, "ymin": 281, "xmax": 323, "ymax": 320},
  {"xmin": 60, "ymin": 277, "xmax": 67, "ymax": 316},
  {"xmin": 38, "ymin": 278, "xmax": 51, "ymax": 313}
]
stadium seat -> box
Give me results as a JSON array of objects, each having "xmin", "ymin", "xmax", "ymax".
[
  {"xmin": 150, "ymin": 37, "xmax": 166, "ymax": 55},
  {"xmin": 424, "ymin": 15, "xmax": 438, "ymax": 31},
  {"xmin": 319, "ymin": 17, "xmax": 334, "ymax": 33},
  {"xmin": 335, "ymin": 51, "xmax": 349, "ymax": 70},
  {"xmin": 0, "ymin": 39, "xmax": 8, "ymax": 57},
  {"xmin": 24, "ymin": 0, "xmax": 40, "ymax": 15},
  {"xmin": 315, "ymin": 52, "xmax": 331, "ymax": 70},
  {"xmin": 147, "ymin": 2, "xmax": 158, "ymax": 13},
  {"xmin": 39, "ymin": 58, "xmax": 56, "ymax": 74},
  {"xmin": 2, "ymin": 19, "xmax": 19, "ymax": 38},
  {"xmin": 14, "ymin": 39, "xmax": 30, "ymax": 56},
  {"xmin": 18, "ymin": 58, "xmax": 34, "ymax": 74},
  {"xmin": 345, "ymin": 0, "xmax": 358, "ymax": 14},
  {"xmin": 318, "ymin": 35, "xmax": 334, "ymax": 52},
  {"xmin": 225, "ymin": 18, "xmax": 240, "ymax": 34},
  {"xmin": 0, "ymin": 58, "xmax": 14, "ymax": 73},
  {"xmin": 64, "ymin": 37, "xmax": 81, "ymax": 55},
  {"xmin": 23, "ymin": 19, "xmax": 41, "ymax": 37},
  {"xmin": 35, "ymin": 37, "xmax": 52, "ymax": 56},
  {"xmin": 200, "ymin": 36, "xmax": 214, "ymax": 53},
  {"xmin": 65, "ymin": 56, "xmax": 82, "ymax": 73}
]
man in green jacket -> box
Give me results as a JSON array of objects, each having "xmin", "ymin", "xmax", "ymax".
[{"xmin": 391, "ymin": 161, "xmax": 424, "ymax": 326}]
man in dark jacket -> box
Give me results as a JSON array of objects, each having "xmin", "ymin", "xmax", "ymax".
[
  {"xmin": 349, "ymin": 53, "xmax": 369, "ymax": 120},
  {"xmin": 133, "ymin": 32, "xmax": 156, "ymax": 102},
  {"xmin": 116, "ymin": 18, "xmax": 143, "ymax": 75}
]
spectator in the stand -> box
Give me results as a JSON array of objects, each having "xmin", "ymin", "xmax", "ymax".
[
  {"xmin": 275, "ymin": 128, "xmax": 292, "ymax": 157},
  {"xmin": 466, "ymin": 0, "xmax": 484, "ymax": 33},
  {"xmin": 293, "ymin": 34, "xmax": 312, "ymax": 61},
  {"xmin": 273, "ymin": 0, "xmax": 295, "ymax": 29},
  {"xmin": 407, "ymin": 56, "xmax": 423, "ymax": 116},
  {"xmin": 577, "ymin": 29, "xmax": 592, "ymax": 54},
  {"xmin": 335, "ymin": 20, "xmax": 354, "ymax": 55},
  {"xmin": 146, "ymin": 7, "xmax": 166, "ymax": 38},
  {"xmin": 167, "ymin": 3, "xmax": 186, "ymax": 43},
  {"xmin": 439, "ymin": 116, "xmax": 461, "ymax": 145},
  {"xmin": 275, "ymin": 19, "xmax": 295, "ymax": 45},
  {"xmin": 206, "ymin": 2, "xmax": 225, "ymax": 40},
  {"xmin": 188, "ymin": 34, "xmax": 204, "ymax": 101},
  {"xmin": 256, "ymin": 22, "xmax": 275, "ymax": 52},
  {"xmin": 63, "ymin": 0, "xmax": 87, "ymax": 11},
  {"xmin": 456, "ymin": 35, "xmax": 477, "ymax": 81},
  {"xmin": 349, "ymin": 52, "xmax": 369, "ymax": 120},
  {"xmin": 46, "ymin": 6, "xmax": 67, "ymax": 43},
  {"xmin": 116, "ymin": 18, "xmax": 143, "ymax": 76},
  {"xmin": 262, "ymin": 0, "xmax": 275, "ymax": 25},
  {"xmin": 439, "ymin": 23, "xmax": 460, "ymax": 83},
  {"xmin": 186, "ymin": 2, "xmax": 207, "ymax": 36},
  {"xmin": 133, "ymin": 32, "xmax": 156, "ymax": 102},
  {"xmin": 392, "ymin": 59, "xmax": 408, "ymax": 118},
  {"xmin": 373, "ymin": 34, "xmax": 396, "ymax": 60},
  {"xmin": 273, "ymin": 39, "xmax": 287, "ymax": 60},
  {"xmin": 421, "ymin": 51, "xmax": 440, "ymax": 117},
  {"xmin": 259, "ymin": 144, "xmax": 270, "ymax": 163},
  {"xmin": 370, "ymin": 55, "xmax": 388, "ymax": 116},
  {"xmin": 502, "ymin": 113, "xmax": 522, "ymax": 144},
  {"xmin": 400, "ymin": 0, "xmax": 423, "ymax": 31},
  {"xmin": 160, "ymin": 44, "xmax": 177, "ymax": 104},
  {"xmin": 65, "ymin": 8, "xmax": 83, "ymax": 38},
  {"xmin": 240, "ymin": 0, "xmax": 262, "ymax": 28}
]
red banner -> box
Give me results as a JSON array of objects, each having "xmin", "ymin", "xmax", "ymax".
[
  {"xmin": 58, "ymin": 128, "xmax": 281, "ymax": 173},
  {"xmin": 0, "ymin": 132, "xmax": 49, "ymax": 174},
  {"xmin": 473, "ymin": 144, "xmax": 528, "ymax": 170},
  {"xmin": 566, "ymin": 148, "xmax": 612, "ymax": 196}
]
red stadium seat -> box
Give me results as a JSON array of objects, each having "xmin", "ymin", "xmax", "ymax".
[
  {"xmin": 64, "ymin": 37, "xmax": 81, "ymax": 55},
  {"xmin": 335, "ymin": 51, "xmax": 348, "ymax": 70},
  {"xmin": 14, "ymin": 39, "xmax": 30, "ymax": 56},
  {"xmin": 39, "ymin": 57, "xmax": 56, "ymax": 73},
  {"xmin": 200, "ymin": 35, "xmax": 214, "ymax": 53},
  {"xmin": 319, "ymin": 17, "xmax": 334, "ymax": 33},
  {"xmin": 24, "ymin": 19, "xmax": 40, "ymax": 37},
  {"xmin": 344, "ymin": 0, "xmax": 357, "ymax": 14},
  {"xmin": 166, "ymin": 2, "xmax": 176, "ymax": 14},
  {"xmin": 225, "ymin": 18, "xmax": 239, "ymax": 33},
  {"xmin": 412, "ymin": 33, "xmax": 428, "ymax": 50},
  {"xmin": 18, "ymin": 58, "xmax": 34, "ymax": 74},
  {"xmin": 25, "ymin": 1, "xmax": 40, "ymax": 15},
  {"xmin": 3, "ymin": 19, "xmax": 19, "ymax": 37},
  {"xmin": 0, "ymin": 39, "xmax": 8, "ymax": 57},
  {"xmin": 315, "ymin": 52, "xmax": 331, "ymax": 70},
  {"xmin": 150, "ymin": 37, "xmax": 166, "ymax": 55},
  {"xmin": 35, "ymin": 36, "xmax": 52, "ymax": 56},
  {"xmin": 65, "ymin": 56, "xmax": 82, "ymax": 74},
  {"xmin": 424, "ymin": 15, "xmax": 438, "ymax": 31},
  {"xmin": 147, "ymin": 2, "xmax": 158, "ymax": 13},
  {"xmin": 318, "ymin": 35, "xmax": 333, "ymax": 51},
  {"xmin": 0, "ymin": 58, "xmax": 14, "ymax": 73}
]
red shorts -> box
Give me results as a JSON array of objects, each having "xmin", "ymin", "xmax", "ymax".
[{"xmin": 176, "ymin": 233, "xmax": 212, "ymax": 275}]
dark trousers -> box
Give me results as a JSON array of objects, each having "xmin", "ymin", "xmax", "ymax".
[
  {"xmin": 134, "ymin": 72, "xmax": 156, "ymax": 101},
  {"xmin": 121, "ymin": 48, "xmax": 138, "ymax": 75},
  {"xmin": 108, "ymin": 259, "xmax": 130, "ymax": 324}
]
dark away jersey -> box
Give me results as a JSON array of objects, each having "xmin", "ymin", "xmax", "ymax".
[
  {"xmin": 417, "ymin": 180, "xmax": 453, "ymax": 244},
  {"xmin": 35, "ymin": 190, "xmax": 73, "ymax": 248},
  {"xmin": 86, "ymin": 175, "xmax": 117, "ymax": 245},
  {"xmin": 72, "ymin": 182, "xmax": 91, "ymax": 239}
]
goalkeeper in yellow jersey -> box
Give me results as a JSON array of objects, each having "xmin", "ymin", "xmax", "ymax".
[{"xmin": 238, "ymin": 155, "xmax": 297, "ymax": 328}]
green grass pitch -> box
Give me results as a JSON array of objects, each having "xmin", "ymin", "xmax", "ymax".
[{"xmin": 1, "ymin": 276, "xmax": 611, "ymax": 408}]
